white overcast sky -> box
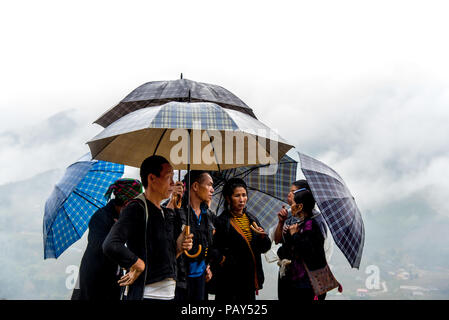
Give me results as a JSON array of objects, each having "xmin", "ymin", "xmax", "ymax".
[{"xmin": 1, "ymin": 0, "xmax": 449, "ymax": 216}]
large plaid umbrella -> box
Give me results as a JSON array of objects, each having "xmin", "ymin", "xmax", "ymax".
[
  {"xmin": 94, "ymin": 77, "xmax": 256, "ymax": 128},
  {"xmin": 87, "ymin": 101, "xmax": 293, "ymax": 257},
  {"xmin": 43, "ymin": 153, "xmax": 124, "ymax": 259},
  {"xmin": 87, "ymin": 101, "xmax": 293, "ymax": 170},
  {"xmin": 299, "ymin": 152, "xmax": 364, "ymax": 269},
  {"xmin": 209, "ymin": 154, "xmax": 297, "ymax": 229}
]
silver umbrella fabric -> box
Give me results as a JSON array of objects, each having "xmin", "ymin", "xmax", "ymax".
[
  {"xmin": 209, "ymin": 154, "xmax": 297, "ymax": 229},
  {"xmin": 87, "ymin": 101, "xmax": 293, "ymax": 170},
  {"xmin": 94, "ymin": 78, "xmax": 256, "ymax": 128},
  {"xmin": 299, "ymin": 152, "xmax": 364, "ymax": 269}
]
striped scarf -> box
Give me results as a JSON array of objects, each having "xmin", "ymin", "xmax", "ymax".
[{"xmin": 232, "ymin": 213, "xmax": 252, "ymax": 243}]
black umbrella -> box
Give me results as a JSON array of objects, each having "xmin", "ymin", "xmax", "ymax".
[
  {"xmin": 209, "ymin": 154, "xmax": 297, "ymax": 230},
  {"xmin": 94, "ymin": 75, "xmax": 256, "ymax": 127}
]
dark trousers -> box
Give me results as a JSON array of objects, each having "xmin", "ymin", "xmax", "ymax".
[
  {"xmin": 175, "ymin": 272, "xmax": 207, "ymax": 301},
  {"xmin": 278, "ymin": 273, "xmax": 326, "ymax": 301}
]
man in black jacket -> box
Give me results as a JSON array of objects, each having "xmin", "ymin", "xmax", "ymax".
[
  {"xmin": 175, "ymin": 170, "xmax": 215, "ymax": 301},
  {"xmin": 102, "ymin": 155, "xmax": 193, "ymax": 300}
]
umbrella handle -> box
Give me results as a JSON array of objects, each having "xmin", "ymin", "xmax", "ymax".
[
  {"xmin": 250, "ymin": 221, "xmax": 267, "ymax": 235},
  {"xmin": 174, "ymin": 193, "xmax": 182, "ymax": 209},
  {"xmin": 183, "ymin": 225, "xmax": 202, "ymax": 258}
]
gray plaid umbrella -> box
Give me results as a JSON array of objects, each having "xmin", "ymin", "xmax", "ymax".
[
  {"xmin": 209, "ymin": 154, "xmax": 297, "ymax": 229},
  {"xmin": 94, "ymin": 77, "xmax": 256, "ymax": 128},
  {"xmin": 299, "ymin": 152, "xmax": 364, "ymax": 269},
  {"xmin": 87, "ymin": 101, "xmax": 292, "ymax": 170}
]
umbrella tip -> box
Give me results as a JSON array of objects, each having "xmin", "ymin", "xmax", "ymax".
[{"xmin": 180, "ymin": 73, "xmax": 183, "ymax": 79}]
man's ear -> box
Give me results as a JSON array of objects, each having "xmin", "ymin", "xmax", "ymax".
[{"xmin": 147, "ymin": 173, "xmax": 155, "ymax": 186}]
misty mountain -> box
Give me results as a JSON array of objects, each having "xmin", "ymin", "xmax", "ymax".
[{"xmin": 0, "ymin": 168, "xmax": 87, "ymax": 299}]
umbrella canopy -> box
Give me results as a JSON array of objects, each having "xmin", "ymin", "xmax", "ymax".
[
  {"xmin": 43, "ymin": 153, "xmax": 124, "ymax": 259},
  {"xmin": 298, "ymin": 152, "xmax": 364, "ymax": 269},
  {"xmin": 87, "ymin": 101, "xmax": 293, "ymax": 170},
  {"xmin": 209, "ymin": 154, "xmax": 298, "ymax": 229},
  {"xmin": 94, "ymin": 78, "xmax": 256, "ymax": 128}
]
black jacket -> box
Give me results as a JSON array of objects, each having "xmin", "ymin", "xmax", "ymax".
[
  {"xmin": 76, "ymin": 200, "xmax": 121, "ymax": 300},
  {"xmin": 281, "ymin": 218, "xmax": 327, "ymax": 271},
  {"xmin": 175, "ymin": 203, "xmax": 215, "ymax": 289},
  {"xmin": 102, "ymin": 196, "xmax": 180, "ymax": 300},
  {"xmin": 209, "ymin": 210, "xmax": 271, "ymax": 301}
]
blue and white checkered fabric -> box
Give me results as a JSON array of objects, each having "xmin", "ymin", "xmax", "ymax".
[
  {"xmin": 210, "ymin": 154, "xmax": 297, "ymax": 230},
  {"xmin": 43, "ymin": 153, "xmax": 124, "ymax": 259},
  {"xmin": 299, "ymin": 152, "xmax": 364, "ymax": 269}
]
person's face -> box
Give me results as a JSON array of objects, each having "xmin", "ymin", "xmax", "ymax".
[
  {"xmin": 227, "ymin": 186, "xmax": 248, "ymax": 212},
  {"xmin": 287, "ymin": 184, "xmax": 299, "ymax": 206},
  {"xmin": 192, "ymin": 174, "xmax": 214, "ymax": 203},
  {"xmin": 290, "ymin": 198, "xmax": 303, "ymax": 217},
  {"xmin": 149, "ymin": 163, "xmax": 175, "ymax": 199}
]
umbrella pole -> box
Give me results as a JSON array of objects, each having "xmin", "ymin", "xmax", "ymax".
[{"xmin": 184, "ymin": 129, "xmax": 201, "ymax": 258}]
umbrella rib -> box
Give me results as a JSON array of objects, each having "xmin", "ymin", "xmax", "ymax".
[
  {"xmin": 72, "ymin": 190, "xmax": 103, "ymax": 210},
  {"xmin": 230, "ymin": 160, "xmax": 298, "ymax": 181},
  {"xmin": 246, "ymin": 186, "xmax": 288, "ymax": 204},
  {"xmin": 89, "ymin": 135, "xmax": 121, "ymax": 162},
  {"xmin": 153, "ymin": 128, "xmax": 168, "ymax": 156}
]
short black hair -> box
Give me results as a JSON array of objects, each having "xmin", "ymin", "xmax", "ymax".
[
  {"xmin": 292, "ymin": 179, "xmax": 310, "ymax": 191},
  {"xmin": 183, "ymin": 170, "xmax": 211, "ymax": 188},
  {"xmin": 293, "ymin": 188, "xmax": 315, "ymax": 215},
  {"xmin": 140, "ymin": 155, "xmax": 170, "ymax": 189}
]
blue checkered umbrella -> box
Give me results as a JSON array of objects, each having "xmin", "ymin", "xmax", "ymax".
[
  {"xmin": 43, "ymin": 153, "xmax": 124, "ymax": 259},
  {"xmin": 299, "ymin": 152, "xmax": 364, "ymax": 269},
  {"xmin": 94, "ymin": 77, "xmax": 256, "ymax": 128},
  {"xmin": 210, "ymin": 154, "xmax": 297, "ymax": 229}
]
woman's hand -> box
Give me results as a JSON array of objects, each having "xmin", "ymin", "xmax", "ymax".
[
  {"xmin": 288, "ymin": 223, "xmax": 299, "ymax": 236},
  {"xmin": 277, "ymin": 206, "xmax": 288, "ymax": 224},
  {"xmin": 250, "ymin": 221, "xmax": 267, "ymax": 237},
  {"xmin": 118, "ymin": 258, "xmax": 145, "ymax": 287}
]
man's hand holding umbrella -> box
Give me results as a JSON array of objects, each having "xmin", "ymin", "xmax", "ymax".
[
  {"xmin": 176, "ymin": 228, "xmax": 194, "ymax": 258},
  {"xmin": 166, "ymin": 181, "xmax": 185, "ymax": 209}
]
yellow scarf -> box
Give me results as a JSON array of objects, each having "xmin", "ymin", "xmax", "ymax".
[{"xmin": 232, "ymin": 213, "xmax": 252, "ymax": 243}]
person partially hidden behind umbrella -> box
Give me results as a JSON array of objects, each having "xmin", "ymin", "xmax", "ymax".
[
  {"xmin": 209, "ymin": 178, "xmax": 271, "ymax": 301},
  {"xmin": 174, "ymin": 170, "xmax": 215, "ymax": 301},
  {"xmin": 102, "ymin": 155, "xmax": 193, "ymax": 300},
  {"xmin": 278, "ymin": 188, "xmax": 329, "ymax": 300},
  {"xmin": 271, "ymin": 179, "xmax": 331, "ymax": 300},
  {"xmin": 71, "ymin": 178, "xmax": 143, "ymax": 300}
]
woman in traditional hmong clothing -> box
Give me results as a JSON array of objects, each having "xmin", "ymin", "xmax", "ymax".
[
  {"xmin": 279, "ymin": 188, "xmax": 328, "ymax": 300},
  {"xmin": 209, "ymin": 178, "xmax": 271, "ymax": 301}
]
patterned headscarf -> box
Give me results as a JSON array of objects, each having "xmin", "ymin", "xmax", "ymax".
[{"xmin": 104, "ymin": 178, "xmax": 143, "ymax": 205}]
